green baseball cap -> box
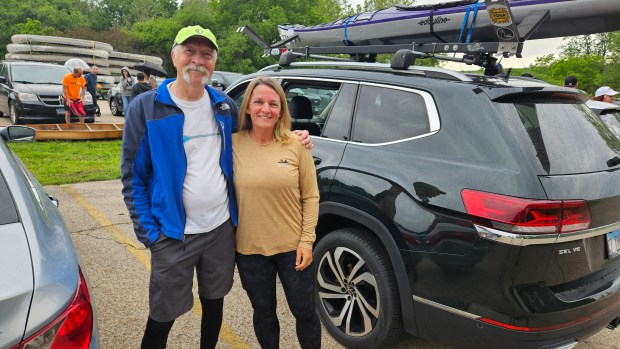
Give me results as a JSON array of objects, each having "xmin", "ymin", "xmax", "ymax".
[{"xmin": 173, "ymin": 25, "xmax": 218, "ymax": 50}]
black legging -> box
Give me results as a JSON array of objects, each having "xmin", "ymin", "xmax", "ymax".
[
  {"xmin": 89, "ymin": 92, "xmax": 99, "ymax": 114},
  {"xmin": 140, "ymin": 297, "xmax": 224, "ymax": 349},
  {"xmin": 236, "ymin": 251, "xmax": 321, "ymax": 349}
]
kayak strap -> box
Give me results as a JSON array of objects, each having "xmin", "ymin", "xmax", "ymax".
[
  {"xmin": 343, "ymin": 16, "xmax": 353, "ymax": 46},
  {"xmin": 458, "ymin": 2, "xmax": 481, "ymax": 44},
  {"xmin": 466, "ymin": 3, "xmax": 480, "ymax": 43},
  {"xmin": 429, "ymin": 8, "xmax": 447, "ymax": 43}
]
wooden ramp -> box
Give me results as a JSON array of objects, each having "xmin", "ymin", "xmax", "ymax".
[{"xmin": 30, "ymin": 123, "xmax": 124, "ymax": 141}]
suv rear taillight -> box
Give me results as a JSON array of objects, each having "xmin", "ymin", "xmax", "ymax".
[
  {"xmin": 16, "ymin": 267, "xmax": 93, "ymax": 349},
  {"xmin": 462, "ymin": 189, "xmax": 591, "ymax": 234}
]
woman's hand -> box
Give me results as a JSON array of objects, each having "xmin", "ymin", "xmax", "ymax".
[
  {"xmin": 293, "ymin": 130, "xmax": 314, "ymax": 150},
  {"xmin": 295, "ymin": 247, "xmax": 313, "ymax": 271}
]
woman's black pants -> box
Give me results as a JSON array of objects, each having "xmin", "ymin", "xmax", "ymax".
[{"xmin": 236, "ymin": 251, "xmax": 321, "ymax": 349}]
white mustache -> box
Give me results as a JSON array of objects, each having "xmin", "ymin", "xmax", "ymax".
[
  {"xmin": 183, "ymin": 64, "xmax": 209, "ymax": 74},
  {"xmin": 182, "ymin": 64, "xmax": 211, "ymax": 84}
]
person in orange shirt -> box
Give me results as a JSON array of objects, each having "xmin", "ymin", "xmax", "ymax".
[{"xmin": 62, "ymin": 67, "xmax": 87, "ymax": 124}]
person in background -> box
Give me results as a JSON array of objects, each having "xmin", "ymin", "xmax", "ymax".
[
  {"xmin": 62, "ymin": 67, "xmax": 87, "ymax": 124},
  {"xmin": 131, "ymin": 72, "xmax": 152, "ymax": 98},
  {"xmin": 233, "ymin": 76, "xmax": 321, "ymax": 349},
  {"xmin": 119, "ymin": 67, "xmax": 134, "ymax": 109},
  {"xmin": 593, "ymin": 86, "xmax": 619, "ymax": 104},
  {"xmin": 144, "ymin": 70, "xmax": 158, "ymax": 89},
  {"xmin": 121, "ymin": 26, "xmax": 313, "ymax": 349},
  {"xmin": 84, "ymin": 65, "xmax": 100, "ymax": 116},
  {"xmin": 564, "ymin": 75, "xmax": 578, "ymax": 88}
]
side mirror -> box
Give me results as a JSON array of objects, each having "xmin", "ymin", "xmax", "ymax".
[
  {"xmin": 211, "ymin": 79, "xmax": 224, "ymax": 90},
  {"xmin": 0, "ymin": 76, "xmax": 6, "ymax": 84},
  {"xmin": 0, "ymin": 126, "xmax": 36, "ymax": 142}
]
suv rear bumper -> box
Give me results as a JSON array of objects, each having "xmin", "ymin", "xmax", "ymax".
[{"xmin": 413, "ymin": 295, "xmax": 620, "ymax": 349}]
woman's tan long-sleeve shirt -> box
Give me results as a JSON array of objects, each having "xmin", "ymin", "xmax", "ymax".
[{"xmin": 232, "ymin": 131, "xmax": 319, "ymax": 256}]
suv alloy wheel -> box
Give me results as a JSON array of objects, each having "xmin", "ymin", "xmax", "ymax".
[
  {"xmin": 314, "ymin": 228, "xmax": 404, "ymax": 348},
  {"xmin": 9, "ymin": 102, "xmax": 21, "ymax": 125}
]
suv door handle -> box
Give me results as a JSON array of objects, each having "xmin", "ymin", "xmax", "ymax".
[{"xmin": 313, "ymin": 156, "xmax": 322, "ymax": 165}]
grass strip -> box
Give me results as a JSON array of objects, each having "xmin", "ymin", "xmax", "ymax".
[{"xmin": 8, "ymin": 140, "xmax": 122, "ymax": 185}]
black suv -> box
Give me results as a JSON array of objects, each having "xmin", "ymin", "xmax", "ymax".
[
  {"xmin": 0, "ymin": 61, "xmax": 95, "ymax": 124},
  {"xmin": 226, "ymin": 62, "xmax": 620, "ymax": 349}
]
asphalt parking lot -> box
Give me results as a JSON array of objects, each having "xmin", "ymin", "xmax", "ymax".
[{"xmin": 3, "ymin": 99, "xmax": 618, "ymax": 348}]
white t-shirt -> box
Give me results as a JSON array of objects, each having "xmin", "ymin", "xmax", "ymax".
[{"xmin": 168, "ymin": 85, "xmax": 230, "ymax": 234}]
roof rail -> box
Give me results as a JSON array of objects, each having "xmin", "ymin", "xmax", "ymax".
[
  {"xmin": 258, "ymin": 61, "xmax": 474, "ymax": 82},
  {"xmin": 238, "ymin": 0, "xmax": 551, "ymax": 76}
]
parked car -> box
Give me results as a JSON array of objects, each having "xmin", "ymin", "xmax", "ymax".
[
  {"xmin": 0, "ymin": 61, "xmax": 95, "ymax": 124},
  {"xmin": 210, "ymin": 71, "xmax": 243, "ymax": 90},
  {"xmin": 0, "ymin": 125, "xmax": 99, "ymax": 348},
  {"xmin": 587, "ymin": 99, "xmax": 620, "ymax": 139},
  {"xmin": 226, "ymin": 62, "xmax": 620, "ymax": 349},
  {"xmin": 107, "ymin": 83, "xmax": 124, "ymax": 116}
]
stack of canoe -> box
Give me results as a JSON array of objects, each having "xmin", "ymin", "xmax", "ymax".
[
  {"xmin": 5, "ymin": 34, "xmax": 165, "ymax": 89},
  {"xmin": 107, "ymin": 51, "xmax": 165, "ymax": 83}
]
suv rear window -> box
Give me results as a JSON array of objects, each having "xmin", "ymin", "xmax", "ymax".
[
  {"xmin": 352, "ymin": 85, "xmax": 431, "ymax": 144},
  {"xmin": 495, "ymin": 102, "xmax": 620, "ymax": 175}
]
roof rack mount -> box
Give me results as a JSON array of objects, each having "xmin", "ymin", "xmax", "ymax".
[{"xmin": 237, "ymin": 0, "xmax": 549, "ymax": 75}]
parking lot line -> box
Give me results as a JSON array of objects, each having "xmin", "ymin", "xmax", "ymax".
[{"xmin": 62, "ymin": 185, "xmax": 252, "ymax": 349}]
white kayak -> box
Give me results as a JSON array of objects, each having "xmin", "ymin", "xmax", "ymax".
[{"xmin": 278, "ymin": 0, "xmax": 620, "ymax": 48}]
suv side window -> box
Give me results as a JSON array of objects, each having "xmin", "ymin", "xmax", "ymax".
[
  {"xmin": 0, "ymin": 63, "xmax": 6, "ymax": 78},
  {"xmin": 283, "ymin": 81, "xmax": 341, "ymax": 136},
  {"xmin": 352, "ymin": 85, "xmax": 431, "ymax": 144},
  {"xmin": 322, "ymin": 83, "xmax": 357, "ymax": 141}
]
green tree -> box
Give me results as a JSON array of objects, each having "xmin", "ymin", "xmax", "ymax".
[
  {"xmin": 556, "ymin": 32, "xmax": 620, "ymax": 92},
  {"xmin": 11, "ymin": 18, "xmax": 56, "ymax": 35},
  {"xmin": 0, "ymin": 0, "xmax": 91, "ymax": 58},
  {"xmin": 559, "ymin": 33, "xmax": 614, "ymax": 59},
  {"xmin": 88, "ymin": 0, "xmax": 177, "ymax": 30},
  {"xmin": 356, "ymin": 0, "xmax": 417, "ymax": 12}
]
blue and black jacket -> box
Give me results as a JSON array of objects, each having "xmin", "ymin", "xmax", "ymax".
[{"xmin": 121, "ymin": 78, "xmax": 239, "ymax": 247}]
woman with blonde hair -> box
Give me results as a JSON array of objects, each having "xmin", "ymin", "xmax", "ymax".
[{"xmin": 233, "ymin": 76, "xmax": 321, "ymax": 349}]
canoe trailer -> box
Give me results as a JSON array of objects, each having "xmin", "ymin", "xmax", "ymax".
[{"xmin": 238, "ymin": 0, "xmax": 553, "ymax": 75}]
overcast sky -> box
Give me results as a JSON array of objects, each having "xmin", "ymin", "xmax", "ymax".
[{"xmin": 348, "ymin": 0, "xmax": 564, "ymax": 69}]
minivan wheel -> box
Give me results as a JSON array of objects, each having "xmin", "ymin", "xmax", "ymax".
[
  {"xmin": 9, "ymin": 102, "xmax": 22, "ymax": 125},
  {"xmin": 314, "ymin": 228, "xmax": 404, "ymax": 349}
]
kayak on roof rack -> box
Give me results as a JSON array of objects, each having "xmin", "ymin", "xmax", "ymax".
[{"xmin": 277, "ymin": 0, "xmax": 620, "ymax": 49}]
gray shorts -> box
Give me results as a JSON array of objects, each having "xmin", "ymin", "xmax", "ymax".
[{"xmin": 148, "ymin": 219, "xmax": 235, "ymax": 322}]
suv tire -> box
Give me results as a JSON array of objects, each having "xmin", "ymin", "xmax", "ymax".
[
  {"xmin": 9, "ymin": 102, "xmax": 21, "ymax": 125},
  {"xmin": 314, "ymin": 228, "xmax": 404, "ymax": 349}
]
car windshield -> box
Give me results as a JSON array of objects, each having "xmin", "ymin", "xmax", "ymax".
[
  {"xmin": 495, "ymin": 101, "xmax": 620, "ymax": 175},
  {"xmin": 11, "ymin": 65, "xmax": 70, "ymax": 84}
]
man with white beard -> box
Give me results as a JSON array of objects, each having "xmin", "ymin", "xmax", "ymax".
[{"xmin": 121, "ymin": 26, "xmax": 312, "ymax": 349}]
